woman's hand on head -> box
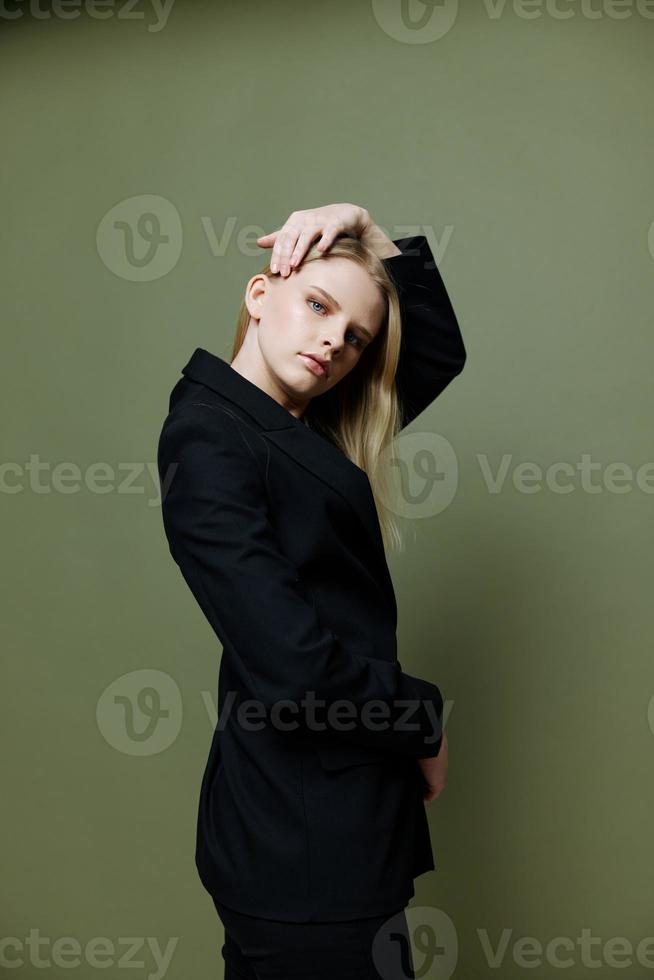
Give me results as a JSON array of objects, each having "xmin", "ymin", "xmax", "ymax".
[
  {"xmin": 256, "ymin": 203, "xmax": 373, "ymax": 277},
  {"xmin": 417, "ymin": 730, "xmax": 448, "ymax": 803}
]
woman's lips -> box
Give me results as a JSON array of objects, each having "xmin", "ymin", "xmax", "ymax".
[{"xmin": 299, "ymin": 353, "xmax": 327, "ymax": 378}]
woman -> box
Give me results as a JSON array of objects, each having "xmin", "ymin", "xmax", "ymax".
[{"xmin": 157, "ymin": 203, "xmax": 466, "ymax": 978}]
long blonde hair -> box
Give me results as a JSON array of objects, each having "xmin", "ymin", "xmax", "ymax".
[{"xmin": 231, "ymin": 235, "xmax": 407, "ymax": 554}]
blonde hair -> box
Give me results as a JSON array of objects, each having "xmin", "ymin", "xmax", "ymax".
[{"xmin": 231, "ymin": 235, "xmax": 407, "ymax": 554}]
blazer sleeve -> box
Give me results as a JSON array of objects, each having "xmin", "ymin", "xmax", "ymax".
[
  {"xmin": 382, "ymin": 235, "xmax": 466, "ymax": 430},
  {"xmin": 157, "ymin": 405, "xmax": 444, "ymax": 760}
]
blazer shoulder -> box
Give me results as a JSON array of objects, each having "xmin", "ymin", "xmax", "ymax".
[{"xmin": 158, "ymin": 400, "xmax": 269, "ymax": 474}]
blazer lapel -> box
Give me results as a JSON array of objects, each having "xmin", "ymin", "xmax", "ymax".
[
  {"xmin": 263, "ymin": 425, "xmax": 385, "ymax": 555},
  {"xmin": 180, "ymin": 348, "xmax": 396, "ymax": 603}
]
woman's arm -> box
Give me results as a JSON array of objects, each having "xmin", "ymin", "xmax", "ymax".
[
  {"xmin": 379, "ymin": 233, "xmax": 467, "ymax": 430},
  {"xmin": 158, "ymin": 404, "xmax": 444, "ymax": 760}
]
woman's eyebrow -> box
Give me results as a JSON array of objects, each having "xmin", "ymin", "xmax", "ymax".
[{"xmin": 307, "ymin": 285, "xmax": 373, "ymax": 340}]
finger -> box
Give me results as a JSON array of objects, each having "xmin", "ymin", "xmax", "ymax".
[
  {"xmin": 256, "ymin": 231, "xmax": 277, "ymax": 246},
  {"xmin": 315, "ymin": 223, "xmax": 341, "ymax": 254},
  {"xmin": 271, "ymin": 230, "xmax": 289, "ymax": 274},
  {"xmin": 275, "ymin": 228, "xmax": 301, "ymax": 276},
  {"xmin": 289, "ymin": 231, "xmax": 317, "ymax": 269}
]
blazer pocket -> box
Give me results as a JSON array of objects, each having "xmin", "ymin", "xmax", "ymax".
[{"xmin": 311, "ymin": 636, "xmax": 390, "ymax": 770}]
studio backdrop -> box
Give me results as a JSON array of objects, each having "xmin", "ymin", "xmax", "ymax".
[{"xmin": 2, "ymin": 2, "xmax": 653, "ymax": 978}]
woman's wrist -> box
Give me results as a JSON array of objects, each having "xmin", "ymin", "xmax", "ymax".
[{"xmin": 359, "ymin": 215, "xmax": 402, "ymax": 259}]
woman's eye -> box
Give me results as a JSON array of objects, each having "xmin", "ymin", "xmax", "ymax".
[{"xmin": 308, "ymin": 298, "xmax": 362, "ymax": 347}]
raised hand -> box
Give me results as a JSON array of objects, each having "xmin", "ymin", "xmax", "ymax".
[{"xmin": 256, "ymin": 203, "xmax": 372, "ymax": 276}]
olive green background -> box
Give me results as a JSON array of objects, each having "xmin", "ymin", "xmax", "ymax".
[{"xmin": 2, "ymin": 1, "xmax": 653, "ymax": 977}]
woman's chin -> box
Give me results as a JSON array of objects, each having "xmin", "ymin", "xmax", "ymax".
[{"xmin": 287, "ymin": 357, "xmax": 324, "ymax": 392}]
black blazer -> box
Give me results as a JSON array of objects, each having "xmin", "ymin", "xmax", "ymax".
[{"xmin": 157, "ymin": 235, "xmax": 466, "ymax": 923}]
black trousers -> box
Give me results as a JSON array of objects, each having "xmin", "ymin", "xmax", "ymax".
[{"xmin": 213, "ymin": 899, "xmax": 416, "ymax": 979}]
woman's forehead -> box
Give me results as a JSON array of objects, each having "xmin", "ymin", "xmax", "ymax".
[{"xmin": 292, "ymin": 258, "xmax": 385, "ymax": 326}]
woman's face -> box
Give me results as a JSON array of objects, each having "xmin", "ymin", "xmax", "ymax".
[{"xmin": 244, "ymin": 255, "xmax": 386, "ymax": 403}]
